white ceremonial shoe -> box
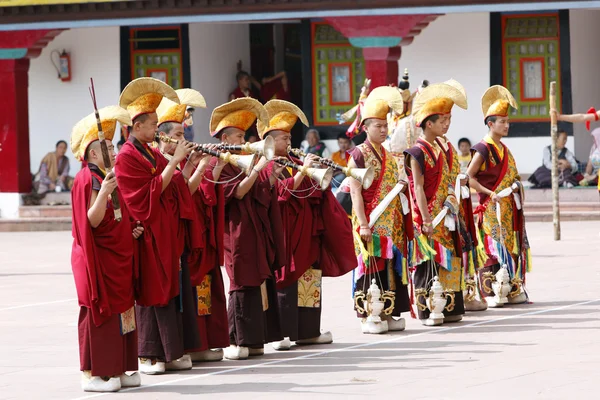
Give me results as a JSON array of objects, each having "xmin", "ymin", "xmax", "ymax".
[
  {"xmin": 138, "ymin": 358, "xmax": 166, "ymax": 375},
  {"xmin": 81, "ymin": 372, "xmax": 121, "ymax": 392},
  {"xmin": 443, "ymin": 315, "xmax": 463, "ymax": 323},
  {"xmin": 295, "ymin": 331, "xmax": 333, "ymax": 345},
  {"xmin": 360, "ymin": 318, "xmax": 388, "ymax": 334},
  {"xmin": 272, "ymin": 337, "xmax": 292, "ymax": 351},
  {"xmin": 486, "ymin": 297, "xmax": 504, "ymax": 308},
  {"xmin": 223, "ymin": 345, "xmax": 249, "ymax": 360},
  {"xmin": 248, "ymin": 347, "xmax": 265, "ymax": 357},
  {"xmin": 420, "ymin": 318, "xmax": 443, "ymax": 326},
  {"xmin": 119, "ymin": 372, "xmax": 141, "ymax": 388},
  {"xmin": 385, "ymin": 316, "xmax": 406, "ymax": 331},
  {"xmin": 508, "ymin": 291, "xmax": 528, "ymax": 304},
  {"xmin": 165, "ymin": 354, "xmax": 193, "ymax": 371},
  {"xmin": 189, "ymin": 349, "xmax": 223, "ymax": 362},
  {"xmin": 465, "ymin": 298, "xmax": 488, "ymax": 312}
]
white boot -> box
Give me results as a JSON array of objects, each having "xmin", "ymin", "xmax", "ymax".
[
  {"xmin": 248, "ymin": 347, "xmax": 265, "ymax": 356},
  {"xmin": 295, "ymin": 331, "xmax": 333, "ymax": 345},
  {"xmin": 81, "ymin": 371, "xmax": 121, "ymax": 392},
  {"xmin": 165, "ymin": 354, "xmax": 192, "ymax": 371},
  {"xmin": 465, "ymin": 297, "xmax": 488, "ymax": 312},
  {"xmin": 486, "ymin": 296, "xmax": 504, "ymax": 308},
  {"xmin": 189, "ymin": 349, "xmax": 223, "ymax": 362},
  {"xmin": 138, "ymin": 358, "xmax": 166, "ymax": 375},
  {"xmin": 508, "ymin": 291, "xmax": 528, "ymax": 304},
  {"xmin": 223, "ymin": 345, "xmax": 249, "ymax": 360},
  {"xmin": 384, "ymin": 316, "xmax": 406, "ymax": 331},
  {"xmin": 272, "ymin": 337, "xmax": 292, "ymax": 351},
  {"xmin": 119, "ymin": 372, "xmax": 141, "ymax": 388},
  {"xmin": 360, "ymin": 318, "xmax": 388, "ymax": 334}
]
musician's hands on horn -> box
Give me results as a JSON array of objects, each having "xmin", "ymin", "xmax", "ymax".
[
  {"xmin": 99, "ymin": 172, "xmax": 117, "ymax": 198},
  {"xmin": 304, "ymin": 153, "xmax": 320, "ymax": 168},
  {"xmin": 173, "ymin": 140, "xmax": 196, "ymax": 164}
]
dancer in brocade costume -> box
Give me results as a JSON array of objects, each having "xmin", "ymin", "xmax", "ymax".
[
  {"xmin": 348, "ymin": 86, "xmax": 414, "ymax": 334},
  {"xmin": 466, "ymin": 85, "xmax": 531, "ymax": 307},
  {"xmin": 437, "ymin": 79, "xmax": 487, "ymax": 312},
  {"xmin": 404, "ymin": 82, "xmax": 468, "ymax": 326}
]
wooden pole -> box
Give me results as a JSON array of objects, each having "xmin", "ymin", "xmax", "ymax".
[{"xmin": 549, "ymin": 81, "xmax": 561, "ymax": 240}]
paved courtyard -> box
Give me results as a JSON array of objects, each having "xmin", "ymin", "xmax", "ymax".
[{"xmin": 0, "ymin": 221, "xmax": 599, "ymax": 400}]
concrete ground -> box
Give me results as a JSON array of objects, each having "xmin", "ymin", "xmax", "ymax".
[{"xmin": 0, "ymin": 221, "xmax": 598, "ymax": 400}]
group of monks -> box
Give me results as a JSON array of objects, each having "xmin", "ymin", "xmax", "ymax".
[{"xmin": 70, "ymin": 76, "xmax": 531, "ymax": 393}]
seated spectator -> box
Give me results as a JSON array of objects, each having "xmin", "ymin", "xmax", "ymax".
[
  {"xmin": 457, "ymin": 137, "xmax": 471, "ymax": 174},
  {"xmin": 330, "ymin": 133, "xmax": 352, "ymax": 188},
  {"xmin": 529, "ymin": 131, "xmax": 579, "ymax": 188},
  {"xmin": 34, "ymin": 140, "xmax": 72, "ymax": 193},
  {"xmin": 183, "ymin": 106, "xmax": 195, "ymax": 142},
  {"xmin": 300, "ymin": 128, "xmax": 330, "ymax": 159},
  {"xmin": 579, "ymin": 128, "xmax": 600, "ymax": 187}
]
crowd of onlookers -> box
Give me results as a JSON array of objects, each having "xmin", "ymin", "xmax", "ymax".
[{"xmin": 31, "ymin": 127, "xmax": 600, "ymax": 196}]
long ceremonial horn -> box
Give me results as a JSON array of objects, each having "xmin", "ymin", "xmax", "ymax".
[
  {"xmin": 214, "ymin": 135, "xmax": 275, "ymax": 160},
  {"xmin": 249, "ymin": 135, "xmax": 275, "ymax": 160},
  {"xmin": 344, "ymin": 166, "xmax": 375, "ymax": 190},
  {"xmin": 303, "ymin": 166, "xmax": 334, "ymax": 190},
  {"xmin": 227, "ymin": 153, "xmax": 258, "ymax": 176}
]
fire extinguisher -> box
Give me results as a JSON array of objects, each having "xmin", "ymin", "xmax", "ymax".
[{"xmin": 52, "ymin": 50, "xmax": 71, "ymax": 82}]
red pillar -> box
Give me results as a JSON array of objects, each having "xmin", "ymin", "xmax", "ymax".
[
  {"xmin": 363, "ymin": 47, "xmax": 402, "ymax": 88},
  {"xmin": 0, "ymin": 59, "xmax": 31, "ymax": 193}
]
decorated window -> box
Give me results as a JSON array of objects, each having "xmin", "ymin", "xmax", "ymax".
[
  {"xmin": 130, "ymin": 27, "xmax": 183, "ymax": 89},
  {"xmin": 311, "ymin": 22, "xmax": 366, "ymax": 125},
  {"xmin": 502, "ymin": 14, "xmax": 561, "ymax": 121}
]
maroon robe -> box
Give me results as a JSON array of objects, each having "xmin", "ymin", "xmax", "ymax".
[
  {"xmin": 261, "ymin": 156, "xmax": 356, "ymax": 289},
  {"xmin": 115, "ymin": 137, "xmax": 194, "ymax": 361},
  {"xmin": 259, "ymin": 156, "xmax": 355, "ymax": 340},
  {"xmin": 115, "ymin": 137, "xmax": 194, "ymax": 306},
  {"xmin": 220, "ymin": 161, "xmax": 284, "ymax": 346},
  {"xmin": 71, "ymin": 163, "xmax": 137, "ymax": 376},
  {"xmin": 185, "ymin": 166, "xmax": 229, "ymax": 351}
]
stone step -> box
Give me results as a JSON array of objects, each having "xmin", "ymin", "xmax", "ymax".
[
  {"xmin": 524, "ymin": 210, "xmax": 600, "ymax": 222},
  {"xmin": 0, "ymin": 217, "xmax": 72, "ymax": 232},
  {"xmin": 522, "ymin": 187, "xmax": 599, "ymax": 202},
  {"xmin": 523, "ymin": 202, "xmax": 600, "ymax": 212},
  {"xmin": 18, "ymin": 205, "xmax": 72, "ymax": 218}
]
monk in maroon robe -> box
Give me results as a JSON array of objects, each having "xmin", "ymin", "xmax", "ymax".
[
  {"xmin": 115, "ymin": 78, "xmax": 196, "ymax": 375},
  {"xmin": 155, "ymin": 90, "xmax": 230, "ymax": 362},
  {"xmin": 70, "ymin": 106, "xmax": 140, "ymax": 392},
  {"xmin": 207, "ymin": 98, "xmax": 285, "ymax": 360},
  {"xmin": 257, "ymin": 100, "xmax": 356, "ymax": 350}
]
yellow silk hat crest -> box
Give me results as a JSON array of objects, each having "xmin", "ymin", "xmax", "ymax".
[
  {"xmin": 413, "ymin": 82, "xmax": 468, "ymax": 127},
  {"xmin": 119, "ymin": 77, "xmax": 180, "ymax": 121},
  {"xmin": 481, "ymin": 85, "xmax": 518, "ymax": 120},
  {"xmin": 209, "ymin": 97, "xmax": 269, "ymax": 137},
  {"xmin": 257, "ymin": 99, "xmax": 309, "ymax": 139},
  {"xmin": 157, "ymin": 88, "xmax": 207, "ymax": 125},
  {"xmin": 71, "ymin": 105, "xmax": 131, "ymax": 161},
  {"xmin": 360, "ymin": 86, "xmax": 405, "ymax": 124}
]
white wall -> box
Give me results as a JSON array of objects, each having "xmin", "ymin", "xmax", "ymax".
[
  {"xmin": 569, "ymin": 9, "xmax": 600, "ymax": 162},
  {"xmin": 188, "ymin": 23, "xmax": 251, "ymax": 143},
  {"xmin": 28, "ymin": 27, "xmax": 121, "ymax": 175}
]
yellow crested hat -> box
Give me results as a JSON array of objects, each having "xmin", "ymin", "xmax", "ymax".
[
  {"xmin": 119, "ymin": 77, "xmax": 180, "ymax": 121},
  {"xmin": 209, "ymin": 97, "xmax": 269, "ymax": 137},
  {"xmin": 71, "ymin": 105, "xmax": 131, "ymax": 161},
  {"xmin": 360, "ymin": 86, "xmax": 405, "ymax": 124},
  {"xmin": 156, "ymin": 88, "xmax": 206, "ymax": 125},
  {"xmin": 482, "ymin": 85, "xmax": 518, "ymax": 120},
  {"xmin": 257, "ymin": 100, "xmax": 309, "ymax": 139},
  {"xmin": 413, "ymin": 82, "xmax": 468, "ymax": 127}
]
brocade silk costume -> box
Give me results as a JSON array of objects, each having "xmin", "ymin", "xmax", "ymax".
[{"xmin": 350, "ymin": 140, "xmax": 412, "ymax": 318}]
